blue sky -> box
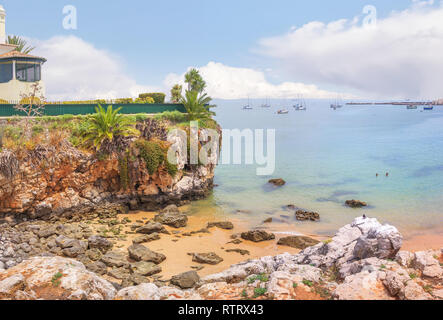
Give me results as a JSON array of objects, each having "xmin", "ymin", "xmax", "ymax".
[{"xmin": 2, "ymin": 0, "xmax": 442, "ymax": 100}]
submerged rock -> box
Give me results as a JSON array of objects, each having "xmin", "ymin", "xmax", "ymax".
[
  {"xmin": 241, "ymin": 230, "xmax": 275, "ymax": 242},
  {"xmin": 295, "ymin": 210, "xmax": 320, "ymax": 221},
  {"xmin": 345, "ymin": 200, "xmax": 368, "ymax": 208},
  {"xmin": 277, "ymin": 236, "xmax": 320, "ymax": 249},
  {"xmin": 268, "ymin": 178, "xmax": 286, "ymax": 186}
]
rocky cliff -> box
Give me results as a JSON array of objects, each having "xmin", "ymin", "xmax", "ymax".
[{"xmin": 0, "ymin": 127, "xmax": 216, "ymax": 221}]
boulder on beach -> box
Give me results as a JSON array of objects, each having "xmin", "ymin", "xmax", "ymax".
[
  {"xmin": 268, "ymin": 179, "xmax": 286, "ymax": 186},
  {"xmin": 128, "ymin": 244, "xmax": 166, "ymax": 264},
  {"xmin": 170, "ymin": 271, "xmax": 200, "ymax": 289},
  {"xmin": 345, "ymin": 200, "xmax": 368, "ymax": 208},
  {"xmin": 154, "ymin": 208, "xmax": 188, "ymax": 228},
  {"xmin": 277, "ymin": 236, "xmax": 320, "ymax": 249},
  {"xmin": 191, "ymin": 252, "xmax": 224, "ymax": 265},
  {"xmin": 241, "ymin": 230, "xmax": 275, "ymax": 242},
  {"xmin": 136, "ymin": 221, "xmax": 168, "ymax": 235}
]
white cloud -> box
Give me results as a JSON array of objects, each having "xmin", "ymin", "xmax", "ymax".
[
  {"xmin": 164, "ymin": 62, "xmax": 346, "ymax": 99},
  {"xmin": 32, "ymin": 36, "xmax": 158, "ymax": 101},
  {"xmin": 257, "ymin": 2, "xmax": 443, "ymax": 99}
]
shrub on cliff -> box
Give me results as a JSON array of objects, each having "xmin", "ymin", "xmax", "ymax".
[
  {"xmin": 180, "ymin": 90, "xmax": 216, "ymax": 121},
  {"xmin": 135, "ymin": 139, "xmax": 177, "ymax": 177},
  {"xmin": 82, "ymin": 105, "xmax": 139, "ymax": 152}
]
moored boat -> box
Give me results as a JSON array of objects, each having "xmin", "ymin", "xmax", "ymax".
[{"xmin": 277, "ymin": 109, "xmax": 289, "ymax": 114}]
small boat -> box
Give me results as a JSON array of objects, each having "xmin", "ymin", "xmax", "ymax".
[
  {"xmin": 331, "ymin": 95, "xmax": 344, "ymax": 109},
  {"xmin": 277, "ymin": 109, "xmax": 289, "ymax": 114},
  {"xmin": 243, "ymin": 105, "xmax": 253, "ymax": 110},
  {"xmin": 293, "ymin": 104, "xmax": 307, "ymax": 111},
  {"xmin": 261, "ymin": 97, "xmax": 271, "ymax": 108},
  {"xmin": 424, "ymin": 106, "xmax": 434, "ymax": 111},
  {"xmin": 407, "ymin": 105, "xmax": 417, "ymax": 110}
]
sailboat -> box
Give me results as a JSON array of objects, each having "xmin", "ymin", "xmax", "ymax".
[
  {"xmin": 243, "ymin": 96, "xmax": 253, "ymax": 110},
  {"xmin": 293, "ymin": 95, "xmax": 307, "ymax": 111},
  {"xmin": 260, "ymin": 97, "xmax": 271, "ymax": 108},
  {"xmin": 331, "ymin": 95, "xmax": 343, "ymax": 109}
]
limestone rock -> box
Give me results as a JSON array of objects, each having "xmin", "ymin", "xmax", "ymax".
[
  {"xmin": 130, "ymin": 261, "xmax": 162, "ymax": 276},
  {"xmin": 207, "ymin": 221, "xmax": 234, "ymax": 230},
  {"xmin": 101, "ymin": 251, "xmax": 129, "ymax": 268},
  {"xmin": 295, "ymin": 210, "xmax": 320, "ymax": 222},
  {"xmin": 268, "ymin": 179, "xmax": 286, "ymax": 186},
  {"xmin": 0, "ymin": 256, "xmax": 116, "ymax": 300},
  {"xmin": 333, "ymin": 271, "xmax": 393, "ymax": 300},
  {"xmin": 136, "ymin": 222, "xmax": 168, "ymax": 235},
  {"xmin": 345, "ymin": 200, "xmax": 368, "ymax": 208}
]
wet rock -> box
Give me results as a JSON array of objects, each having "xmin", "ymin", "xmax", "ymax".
[
  {"xmin": 130, "ymin": 261, "xmax": 162, "ymax": 276},
  {"xmin": 241, "ymin": 230, "xmax": 275, "ymax": 242},
  {"xmin": 268, "ymin": 178, "xmax": 286, "ymax": 186},
  {"xmin": 128, "ymin": 244, "xmax": 166, "ymax": 264},
  {"xmin": 295, "ymin": 210, "xmax": 320, "ymax": 221},
  {"xmin": 132, "ymin": 233, "xmax": 160, "ymax": 244},
  {"xmin": 170, "ymin": 271, "xmax": 200, "ymax": 289},
  {"xmin": 263, "ymin": 218, "xmax": 273, "ymax": 223},
  {"xmin": 225, "ymin": 249, "xmax": 250, "ymax": 256},
  {"xmin": 277, "ymin": 236, "xmax": 320, "ymax": 249},
  {"xmin": 345, "ymin": 200, "xmax": 367, "ymax": 208},
  {"xmin": 101, "ymin": 251, "xmax": 129, "ymax": 268},
  {"xmin": 207, "ymin": 221, "xmax": 234, "ymax": 230},
  {"xmin": 136, "ymin": 222, "xmax": 168, "ymax": 235},
  {"xmin": 88, "ymin": 235, "xmax": 113, "ymax": 253},
  {"xmin": 191, "ymin": 252, "xmax": 224, "ymax": 265}
]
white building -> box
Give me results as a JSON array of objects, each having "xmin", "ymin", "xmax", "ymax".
[{"xmin": 0, "ymin": 5, "xmax": 46, "ymax": 102}]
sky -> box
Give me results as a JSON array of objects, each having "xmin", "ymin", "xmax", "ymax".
[{"xmin": 2, "ymin": 0, "xmax": 443, "ymax": 100}]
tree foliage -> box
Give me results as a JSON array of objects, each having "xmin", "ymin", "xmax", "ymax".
[
  {"xmin": 170, "ymin": 84, "xmax": 183, "ymax": 103},
  {"xmin": 184, "ymin": 68, "xmax": 206, "ymax": 93},
  {"xmin": 7, "ymin": 35, "xmax": 35, "ymax": 54},
  {"xmin": 82, "ymin": 105, "xmax": 138, "ymax": 152},
  {"xmin": 180, "ymin": 90, "xmax": 215, "ymax": 121}
]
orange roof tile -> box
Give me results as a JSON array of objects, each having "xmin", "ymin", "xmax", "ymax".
[{"xmin": 0, "ymin": 50, "xmax": 46, "ymax": 62}]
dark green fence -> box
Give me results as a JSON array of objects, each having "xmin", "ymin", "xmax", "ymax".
[{"xmin": 0, "ymin": 103, "xmax": 186, "ymax": 117}]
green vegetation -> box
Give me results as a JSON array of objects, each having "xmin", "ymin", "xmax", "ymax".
[
  {"xmin": 409, "ymin": 273, "xmax": 417, "ymax": 279},
  {"xmin": 170, "ymin": 84, "xmax": 183, "ymax": 103},
  {"xmin": 253, "ymin": 288, "xmax": 267, "ymax": 298},
  {"xmin": 293, "ymin": 282, "xmax": 298, "ymax": 288},
  {"xmin": 241, "ymin": 289, "xmax": 248, "ymax": 298},
  {"xmin": 185, "ymin": 68, "xmax": 206, "ymax": 93},
  {"xmin": 138, "ymin": 93, "xmax": 166, "ymax": 104},
  {"xmin": 51, "ymin": 272, "xmax": 63, "ymax": 287},
  {"xmin": 247, "ymin": 274, "xmax": 269, "ymax": 284},
  {"xmin": 136, "ymin": 139, "xmax": 177, "ymax": 177},
  {"xmin": 180, "ymin": 90, "xmax": 215, "ymax": 121},
  {"xmin": 7, "ymin": 35, "xmax": 35, "ymax": 54},
  {"xmin": 302, "ymin": 279, "xmax": 313, "ymax": 287},
  {"xmin": 82, "ymin": 105, "xmax": 138, "ymax": 151}
]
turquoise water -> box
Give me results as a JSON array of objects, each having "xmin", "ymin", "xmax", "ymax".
[{"xmin": 190, "ymin": 100, "xmax": 443, "ymax": 238}]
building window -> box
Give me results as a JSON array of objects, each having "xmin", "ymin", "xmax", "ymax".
[
  {"xmin": 16, "ymin": 63, "xmax": 41, "ymax": 82},
  {"xmin": 0, "ymin": 62, "xmax": 13, "ymax": 83}
]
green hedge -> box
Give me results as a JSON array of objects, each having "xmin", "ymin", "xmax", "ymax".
[{"xmin": 0, "ymin": 103, "xmax": 186, "ymax": 117}]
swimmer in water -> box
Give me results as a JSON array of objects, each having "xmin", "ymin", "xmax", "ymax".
[
  {"xmin": 376, "ymin": 173, "xmax": 379, "ymax": 177},
  {"xmin": 386, "ymin": 172, "xmax": 389, "ymax": 177}
]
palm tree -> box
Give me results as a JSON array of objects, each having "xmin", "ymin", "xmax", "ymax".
[
  {"xmin": 184, "ymin": 68, "xmax": 206, "ymax": 93},
  {"xmin": 7, "ymin": 35, "xmax": 35, "ymax": 54},
  {"xmin": 180, "ymin": 90, "xmax": 215, "ymax": 121},
  {"xmin": 83, "ymin": 105, "xmax": 139, "ymax": 151}
]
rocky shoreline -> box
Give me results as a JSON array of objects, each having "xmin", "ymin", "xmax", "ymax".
[{"xmin": 1, "ymin": 215, "xmax": 442, "ymax": 300}]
